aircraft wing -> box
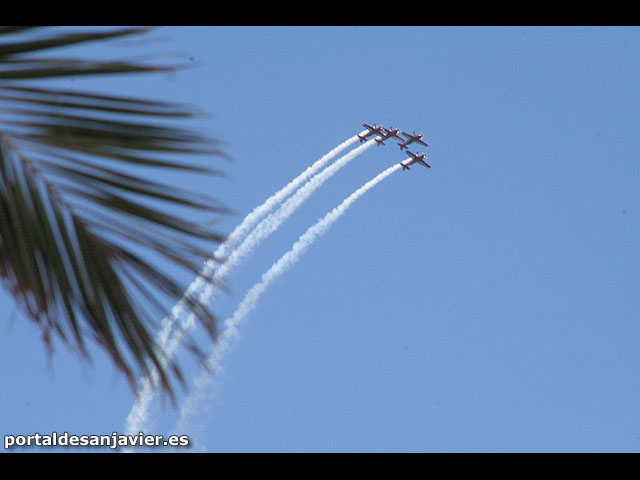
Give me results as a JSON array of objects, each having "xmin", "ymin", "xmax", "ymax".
[{"xmin": 416, "ymin": 139, "xmax": 429, "ymax": 147}]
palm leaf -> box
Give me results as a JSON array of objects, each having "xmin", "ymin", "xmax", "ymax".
[{"xmin": 0, "ymin": 26, "xmax": 228, "ymax": 401}]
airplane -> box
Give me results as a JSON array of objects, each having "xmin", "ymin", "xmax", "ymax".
[
  {"xmin": 358, "ymin": 123, "xmax": 384, "ymax": 143},
  {"xmin": 400, "ymin": 151, "xmax": 431, "ymax": 171},
  {"xmin": 398, "ymin": 131, "xmax": 429, "ymax": 150},
  {"xmin": 375, "ymin": 126, "xmax": 403, "ymax": 146}
]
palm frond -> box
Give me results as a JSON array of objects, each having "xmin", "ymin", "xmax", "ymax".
[{"xmin": 0, "ymin": 26, "xmax": 229, "ymax": 401}]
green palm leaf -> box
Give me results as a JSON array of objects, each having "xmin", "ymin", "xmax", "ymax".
[{"xmin": 0, "ymin": 26, "xmax": 228, "ymax": 401}]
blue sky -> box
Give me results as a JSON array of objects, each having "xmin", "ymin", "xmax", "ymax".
[{"xmin": 1, "ymin": 26, "xmax": 640, "ymax": 452}]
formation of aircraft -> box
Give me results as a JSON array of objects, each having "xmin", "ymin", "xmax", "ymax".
[{"xmin": 361, "ymin": 123, "xmax": 430, "ymax": 172}]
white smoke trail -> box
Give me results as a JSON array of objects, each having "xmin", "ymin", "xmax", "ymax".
[
  {"xmin": 194, "ymin": 131, "xmax": 367, "ymax": 297},
  {"xmin": 157, "ymin": 137, "xmax": 377, "ymax": 362},
  {"xmin": 173, "ymin": 163, "xmax": 403, "ymax": 440},
  {"xmin": 193, "ymin": 138, "xmax": 377, "ymax": 303},
  {"xmin": 162, "ymin": 132, "xmax": 365, "ymax": 351},
  {"xmin": 124, "ymin": 132, "xmax": 369, "ymax": 436}
]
